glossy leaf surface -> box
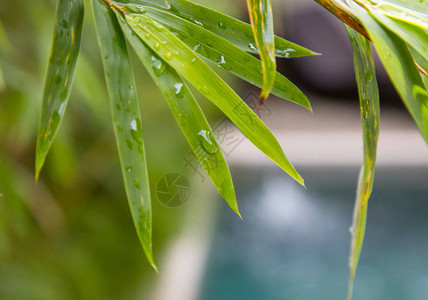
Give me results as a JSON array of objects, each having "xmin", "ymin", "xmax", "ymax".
[
  {"xmin": 116, "ymin": 11, "xmax": 240, "ymax": 216},
  {"xmin": 126, "ymin": 13, "xmax": 304, "ymax": 185},
  {"xmin": 123, "ymin": 4, "xmax": 311, "ymax": 109},
  {"xmin": 36, "ymin": 0, "xmax": 84, "ymax": 178},
  {"xmin": 350, "ymin": 1, "xmax": 428, "ymax": 143},
  {"xmin": 91, "ymin": 0, "xmax": 156, "ymax": 269},
  {"xmin": 119, "ymin": 0, "xmax": 316, "ymax": 58}
]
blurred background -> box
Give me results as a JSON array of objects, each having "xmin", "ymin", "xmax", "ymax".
[{"xmin": 0, "ymin": 0, "xmax": 427, "ymax": 299}]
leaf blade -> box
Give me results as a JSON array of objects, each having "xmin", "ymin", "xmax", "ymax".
[
  {"xmin": 35, "ymin": 0, "xmax": 84, "ymax": 178},
  {"xmin": 123, "ymin": 4, "xmax": 311, "ymax": 109},
  {"xmin": 125, "ymin": 0, "xmax": 317, "ymax": 58},
  {"xmin": 345, "ymin": 26, "xmax": 380, "ymax": 300},
  {"xmin": 246, "ymin": 0, "xmax": 276, "ymax": 99},
  {"xmin": 91, "ymin": 0, "xmax": 156, "ymax": 269},
  {"xmin": 349, "ymin": 1, "xmax": 428, "ymax": 143},
  {"xmin": 126, "ymin": 13, "xmax": 304, "ymax": 185},
  {"xmin": 116, "ymin": 11, "xmax": 240, "ymax": 216}
]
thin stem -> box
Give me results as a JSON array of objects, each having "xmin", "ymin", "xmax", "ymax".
[
  {"xmin": 102, "ymin": 0, "xmax": 125, "ymax": 14},
  {"xmin": 313, "ymin": 0, "xmax": 371, "ymax": 40}
]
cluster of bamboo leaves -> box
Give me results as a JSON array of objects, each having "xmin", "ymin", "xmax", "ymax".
[
  {"xmin": 36, "ymin": 0, "xmax": 316, "ymax": 270},
  {"xmin": 36, "ymin": 0, "xmax": 428, "ymax": 298}
]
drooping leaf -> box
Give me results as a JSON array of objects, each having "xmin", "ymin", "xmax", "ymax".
[
  {"xmin": 91, "ymin": 0, "xmax": 156, "ymax": 270},
  {"xmin": 345, "ymin": 26, "xmax": 380, "ymax": 300},
  {"xmin": 115, "ymin": 11, "xmax": 240, "ymax": 216},
  {"xmin": 125, "ymin": 13, "xmax": 304, "ymax": 186},
  {"xmin": 349, "ymin": 1, "xmax": 428, "ymax": 143},
  {"xmin": 35, "ymin": 0, "xmax": 84, "ymax": 178},
  {"xmin": 120, "ymin": 0, "xmax": 317, "ymax": 58},
  {"xmin": 246, "ymin": 0, "xmax": 276, "ymax": 100},
  {"xmin": 123, "ymin": 4, "xmax": 311, "ymax": 109}
]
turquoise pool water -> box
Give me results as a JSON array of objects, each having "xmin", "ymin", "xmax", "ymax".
[{"xmin": 198, "ymin": 167, "xmax": 428, "ymax": 300}]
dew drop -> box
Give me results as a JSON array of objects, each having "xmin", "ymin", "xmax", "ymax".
[
  {"xmin": 164, "ymin": 51, "xmax": 173, "ymax": 60},
  {"xmin": 151, "ymin": 55, "xmax": 166, "ymax": 76},
  {"xmin": 197, "ymin": 130, "xmax": 217, "ymax": 154},
  {"xmin": 135, "ymin": 5, "xmax": 146, "ymax": 13},
  {"xmin": 248, "ymin": 43, "xmax": 257, "ymax": 51},
  {"xmin": 154, "ymin": 42, "xmax": 160, "ymax": 50},
  {"xmin": 174, "ymin": 82, "xmax": 184, "ymax": 98}
]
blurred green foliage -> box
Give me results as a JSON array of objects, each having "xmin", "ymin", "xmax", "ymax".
[{"xmin": 0, "ymin": 0, "xmax": 236, "ymax": 298}]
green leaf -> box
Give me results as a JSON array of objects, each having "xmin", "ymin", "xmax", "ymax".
[
  {"xmin": 35, "ymin": 0, "xmax": 84, "ymax": 178},
  {"xmin": 91, "ymin": 0, "xmax": 156, "ymax": 270},
  {"xmin": 363, "ymin": 5, "xmax": 428, "ymax": 67},
  {"xmin": 246, "ymin": 0, "xmax": 276, "ymax": 100},
  {"xmin": 349, "ymin": 1, "xmax": 428, "ymax": 143},
  {"xmin": 345, "ymin": 26, "xmax": 380, "ymax": 300},
  {"xmin": 122, "ymin": 4, "xmax": 311, "ymax": 110},
  {"xmin": 367, "ymin": 0, "xmax": 428, "ymax": 30},
  {"xmin": 122, "ymin": 0, "xmax": 317, "ymax": 58},
  {"xmin": 125, "ymin": 13, "xmax": 304, "ymax": 186},
  {"xmin": 115, "ymin": 11, "xmax": 241, "ymax": 216}
]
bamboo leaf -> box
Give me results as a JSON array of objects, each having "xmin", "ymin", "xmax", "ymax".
[
  {"xmin": 123, "ymin": 4, "xmax": 311, "ymax": 110},
  {"xmin": 91, "ymin": 0, "xmax": 156, "ymax": 270},
  {"xmin": 123, "ymin": 0, "xmax": 317, "ymax": 58},
  {"xmin": 362, "ymin": 4, "xmax": 428, "ymax": 66},
  {"xmin": 35, "ymin": 0, "xmax": 84, "ymax": 178},
  {"xmin": 366, "ymin": 0, "xmax": 428, "ymax": 30},
  {"xmin": 345, "ymin": 26, "xmax": 380, "ymax": 300},
  {"xmin": 125, "ymin": 13, "xmax": 304, "ymax": 186},
  {"xmin": 349, "ymin": 1, "xmax": 428, "ymax": 143},
  {"xmin": 246, "ymin": 0, "xmax": 276, "ymax": 100},
  {"xmin": 116, "ymin": 11, "xmax": 240, "ymax": 216}
]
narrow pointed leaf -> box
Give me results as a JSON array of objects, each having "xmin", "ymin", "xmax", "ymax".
[
  {"xmin": 35, "ymin": 0, "xmax": 84, "ymax": 178},
  {"xmin": 91, "ymin": 0, "xmax": 156, "ymax": 269},
  {"xmin": 367, "ymin": 0, "xmax": 428, "ymax": 30},
  {"xmin": 123, "ymin": 4, "xmax": 310, "ymax": 110},
  {"xmin": 346, "ymin": 26, "xmax": 380, "ymax": 300},
  {"xmin": 125, "ymin": 13, "xmax": 304, "ymax": 186},
  {"xmin": 116, "ymin": 12, "xmax": 240, "ymax": 216},
  {"xmin": 246, "ymin": 0, "xmax": 276, "ymax": 99},
  {"xmin": 363, "ymin": 5, "xmax": 428, "ymax": 66},
  {"xmin": 349, "ymin": 1, "xmax": 428, "ymax": 143},
  {"xmin": 124, "ymin": 0, "xmax": 317, "ymax": 58}
]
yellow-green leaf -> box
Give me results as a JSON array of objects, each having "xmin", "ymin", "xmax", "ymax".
[
  {"xmin": 246, "ymin": 0, "xmax": 276, "ymax": 100},
  {"xmin": 346, "ymin": 26, "xmax": 380, "ymax": 300}
]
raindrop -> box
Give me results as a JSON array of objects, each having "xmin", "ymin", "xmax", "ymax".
[
  {"xmin": 134, "ymin": 5, "xmax": 146, "ymax": 13},
  {"xmin": 248, "ymin": 43, "xmax": 257, "ymax": 51},
  {"xmin": 151, "ymin": 55, "xmax": 166, "ymax": 76},
  {"xmin": 174, "ymin": 82, "xmax": 184, "ymax": 98},
  {"xmin": 164, "ymin": 51, "xmax": 173, "ymax": 60},
  {"xmin": 197, "ymin": 130, "xmax": 218, "ymax": 154}
]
